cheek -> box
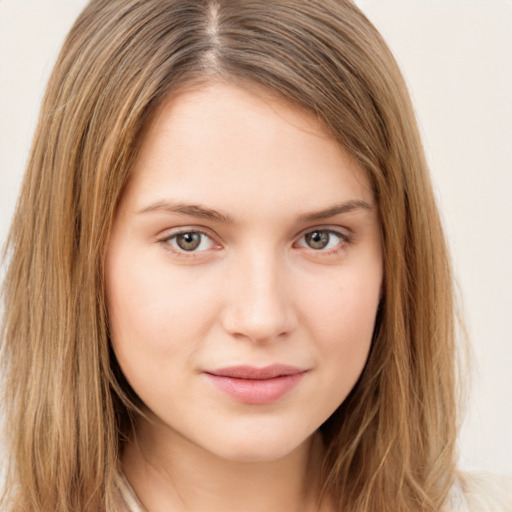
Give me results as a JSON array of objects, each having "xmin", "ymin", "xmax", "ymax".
[
  {"xmin": 299, "ymin": 266, "xmax": 381, "ymax": 388},
  {"xmin": 105, "ymin": 245, "xmax": 221, "ymax": 380},
  {"xmin": 304, "ymin": 267, "xmax": 380, "ymax": 336}
]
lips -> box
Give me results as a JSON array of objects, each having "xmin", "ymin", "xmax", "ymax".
[{"xmin": 203, "ymin": 365, "xmax": 307, "ymax": 405}]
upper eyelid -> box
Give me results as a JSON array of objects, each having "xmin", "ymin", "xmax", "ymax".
[
  {"xmin": 295, "ymin": 225, "xmax": 352, "ymax": 240},
  {"xmin": 158, "ymin": 226, "xmax": 218, "ymax": 242},
  {"xmin": 295, "ymin": 230, "xmax": 349, "ymax": 247}
]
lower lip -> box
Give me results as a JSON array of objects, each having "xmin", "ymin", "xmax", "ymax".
[{"xmin": 204, "ymin": 372, "xmax": 305, "ymax": 405}]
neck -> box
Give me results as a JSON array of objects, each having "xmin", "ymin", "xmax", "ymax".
[{"xmin": 121, "ymin": 414, "xmax": 329, "ymax": 512}]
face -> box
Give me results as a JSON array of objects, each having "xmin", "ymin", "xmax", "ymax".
[{"xmin": 105, "ymin": 82, "xmax": 383, "ymax": 463}]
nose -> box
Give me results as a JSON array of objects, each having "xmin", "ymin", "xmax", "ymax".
[{"xmin": 221, "ymin": 249, "xmax": 297, "ymax": 344}]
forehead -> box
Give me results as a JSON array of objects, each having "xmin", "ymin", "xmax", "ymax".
[{"xmin": 122, "ymin": 81, "xmax": 374, "ymax": 217}]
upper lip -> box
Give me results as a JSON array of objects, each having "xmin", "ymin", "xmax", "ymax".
[{"xmin": 205, "ymin": 364, "xmax": 307, "ymax": 380}]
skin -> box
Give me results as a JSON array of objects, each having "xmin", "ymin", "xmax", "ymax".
[{"xmin": 105, "ymin": 81, "xmax": 383, "ymax": 512}]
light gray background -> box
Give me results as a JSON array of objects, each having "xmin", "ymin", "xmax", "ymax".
[{"xmin": 1, "ymin": 0, "xmax": 511, "ymax": 476}]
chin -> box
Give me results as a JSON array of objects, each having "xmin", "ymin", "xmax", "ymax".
[{"xmin": 202, "ymin": 428, "xmax": 312, "ymax": 464}]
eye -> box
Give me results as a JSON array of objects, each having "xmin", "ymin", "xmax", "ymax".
[
  {"xmin": 296, "ymin": 229, "xmax": 347, "ymax": 251},
  {"xmin": 163, "ymin": 231, "xmax": 216, "ymax": 252}
]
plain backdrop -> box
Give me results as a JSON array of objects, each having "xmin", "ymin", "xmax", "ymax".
[{"xmin": 1, "ymin": 0, "xmax": 511, "ymax": 477}]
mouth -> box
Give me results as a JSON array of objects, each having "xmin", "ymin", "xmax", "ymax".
[
  {"xmin": 203, "ymin": 365, "xmax": 308, "ymax": 405},
  {"xmin": 205, "ymin": 364, "xmax": 306, "ymax": 380}
]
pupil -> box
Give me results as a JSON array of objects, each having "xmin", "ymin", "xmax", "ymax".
[
  {"xmin": 177, "ymin": 232, "xmax": 201, "ymax": 251},
  {"xmin": 306, "ymin": 230, "xmax": 329, "ymax": 249}
]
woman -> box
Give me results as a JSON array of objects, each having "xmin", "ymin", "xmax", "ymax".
[{"xmin": 1, "ymin": 1, "xmax": 510, "ymax": 511}]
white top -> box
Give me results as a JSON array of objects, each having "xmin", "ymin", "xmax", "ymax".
[{"xmin": 117, "ymin": 471, "xmax": 512, "ymax": 512}]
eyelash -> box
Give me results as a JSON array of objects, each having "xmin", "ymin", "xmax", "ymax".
[{"xmin": 158, "ymin": 227, "xmax": 352, "ymax": 258}]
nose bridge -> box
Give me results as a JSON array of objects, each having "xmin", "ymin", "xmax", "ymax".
[{"xmin": 223, "ymin": 244, "xmax": 295, "ymax": 342}]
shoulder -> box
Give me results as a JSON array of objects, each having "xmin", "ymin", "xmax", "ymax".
[
  {"xmin": 115, "ymin": 468, "xmax": 511, "ymax": 512},
  {"xmin": 444, "ymin": 471, "xmax": 512, "ymax": 512},
  {"xmin": 117, "ymin": 471, "xmax": 147, "ymax": 512}
]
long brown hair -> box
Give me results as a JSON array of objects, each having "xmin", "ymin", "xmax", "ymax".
[{"xmin": 1, "ymin": 1, "xmax": 461, "ymax": 510}]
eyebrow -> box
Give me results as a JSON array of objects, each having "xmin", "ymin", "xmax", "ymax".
[
  {"xmin": 137, "ymin": 199, "xmax": 372, "ymax": 224},
  {"xmin": 137, "ymin": 201, "xmax": 235, "ymax": 224},
  {"xmin": 295, "ymin": 200, "xmax": 373, "ymax": 222}
]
